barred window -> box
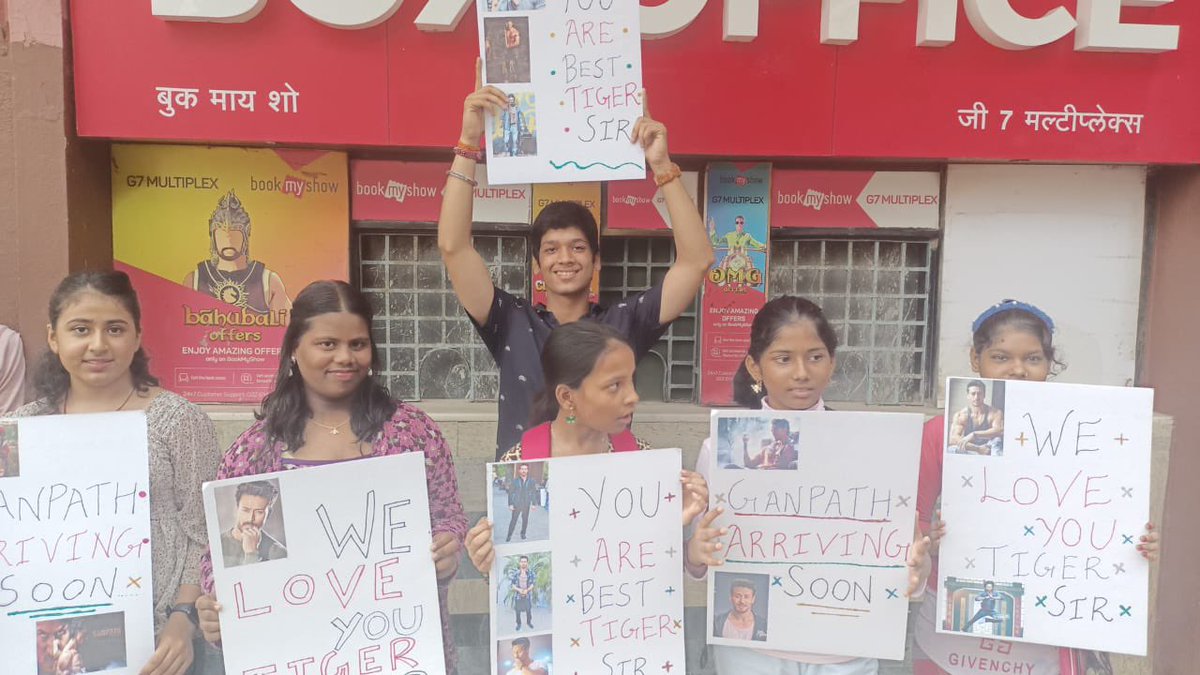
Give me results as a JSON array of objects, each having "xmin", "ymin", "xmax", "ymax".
[
  {"xmin": 769, "ymin": 238, "xmax": 936, "ymax": 405},
  {"xmin": 359, "ymin": 231, "xmax": 529, "ymax": 401},
  {"xmin": 599, "ymin": 236, "xmax": 699, "ymax": 402}
]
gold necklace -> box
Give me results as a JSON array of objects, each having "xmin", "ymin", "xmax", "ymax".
[
  {"xmin": 309, "ymin": 417, "xmax": 350, "ymax": 436},
  {"xmin": 62, "ymin": 387, "xmax": 137, "ymax": 414}
]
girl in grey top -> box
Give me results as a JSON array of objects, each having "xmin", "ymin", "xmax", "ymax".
[{"xmin": 14, "ymin": 271, "xmax": 220, "ymax": 675}]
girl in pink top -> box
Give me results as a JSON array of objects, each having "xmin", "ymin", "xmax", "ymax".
[
  {"xmin": 688, "ymin": 296, "xmax": 932, "ymax": 675},
  {"xmin": 913, "ymin": 300, "xmax": 1161, "ymax": 675},
  {"xmin": 193, "ymin": 281, "xmax": 468, "ymax": 671}
]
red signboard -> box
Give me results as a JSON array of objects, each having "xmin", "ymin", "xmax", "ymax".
[
  {"xmin": 352, "ymin": 160, "xmax": 445, "ymax": 222},
  {"xmin": 70, "ymin": 1, "xmax": 1200, "ymax": 163},
  {"xmin": 772, "ymin": 170, "xmax": 940, "ymax": 230},
  {"xmin": 606, "ymin": 171, "xmax": 700, "ymax": 231}
]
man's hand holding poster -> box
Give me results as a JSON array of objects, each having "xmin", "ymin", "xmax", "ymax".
[
  {"xmin": 705, "ymin": 410, "xmax": 924, "ymax": 660},
  {"xmin": 936, "ymin": 377, "xmax": 1153, "ymax": 655},
  {"xmin": 486, "ymin": 449, "xmax": 686, "ymax": 675},
  {"xmin": 202, "ymin": 453, "xmax": 444, "ymax": 674},
  {"xmin": 0, "ymin": 413, "xmax": 153, "ymax": 674}
]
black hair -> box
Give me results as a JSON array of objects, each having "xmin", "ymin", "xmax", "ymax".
[
  {"xmin": 966, "ymin": 379, "xmax": 986, "ymax": 393},
  {"xmin": 971, "ymin": 308, "xmax": 1064, "ymax": 375},
  {"xmin": 33, "ymin": 271, "xmax": 159, "ymax": 404},
  {"xmin": 530, "ymin": 202, "xmax": 600, "ymax": 261},
  {"xmin": 984, "ymin": 580, "xmax": 995, "ymax": 589},
  {"xmin": 771, "ymin": 418, "xmax": 789, "ymax": 430},
  {"xmin": 512, "ymin": 638, "xmax": 531, "ymax": 649},
  {"xmin": 529, "ymin": 321, "xmax": 632, "ymax": 427},
  {"xmin": 257, "ymin": 280, "xmax": 397, "ymax": 456},
  {"xmin": 519, "ymin": 555, "xmax": 529, "ymax": 562},
  {"xmin": 730, "ymin": 579, "xmax": 757, "ymax": 594},
  {"xmin": 733, "ymin": 296, "xmax": 838, "ymax": 409},
  {"xmin": 234, "ymin": 480, "xmax": 279, "ymax": 505}
]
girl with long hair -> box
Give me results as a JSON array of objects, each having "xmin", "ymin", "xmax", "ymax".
[
  {"xmin": 687, "ymin": 295, "xmax": 932, "ymax": 675},
  {"xmin": 13, "ymin": 271, "xmax": 221, "ymax": 675},
  {"xmin": 192, "ymin": 281, "xmax": 467, "ymax": 671}
]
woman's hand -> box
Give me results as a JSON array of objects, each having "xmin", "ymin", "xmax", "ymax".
[
  {"xmin": 686, "ymin": 507, "xmax": 727, "ymax": 570},
  {"xmin": 1139, "ymin": 522, "xmax": 1160, "ymax": 562},
  {"xmin": 928, "ymin": 509, "xmax": 947, "ymax": 555},
  {"xmin": 680, "ymin": 470, "xmax": 709, "ymax": 527},
  {"xmin": 195, "ymin": 594, "xmax": 222, "ymax": 646},
  {"xmin": 139, "ymin": 612, "xmax": 194, "ymax": 675},
  {"xmin": 906, "ymin": 527, "xmax": 933, "ymax": 598},
  {"xmin": 461, "ymin": 59, "xmax": 509, "ymax": 146},
  {"xmin": 431, "ymin": 532, "xmax": 461, "ymax": 580},
  {"xmin": 465, "ymin": 516, "xmax": 496, "ymax": 575},
  {"xmin": 630, "ymin": 91, "xmax": 671, "ymax": 172}
]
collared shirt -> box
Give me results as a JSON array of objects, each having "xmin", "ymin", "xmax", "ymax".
[{"xmin": 472, "ymin": 284, "xmax": 667, "ymax": 458}]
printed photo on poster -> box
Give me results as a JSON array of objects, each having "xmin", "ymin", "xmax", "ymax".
[
  {"xmin": 946, "ymin": 379, "xmax": 1005, "ymax": 456},
  {"xmin": 0, "ymin": 419, "xmax": 18, "ymax": 478},
  {"xmin": 497, "ymin": 552, "xmax": 553, "ymax": 637},
  {"xmin": 714, "ymin": 415, "xmax": 800, "ymax": 470},
  {"xmin": 213, "ymin": 478, "xmax": 288, "ymax": 568},
  {"xmin": 942, "ymin": 578, "xmax": 1025, "ymax": 638},
  {"xmin": 487, "ymin": 0, "xmax": 546, "ymax": 12},
  {"xmin": 35, "ymin": 611, "xmax": 128, "ymax": 674},
  {"xmin": 495, "ymin": 634, "xmax": 552, "ymax": 675},
  {"xmin": 492, "ymin": 461, "xmax": 550, "ymax": 545},
  {"xmin": 485, "ymin": 17, "xmax": 531, "ymax": 84},
  {"xmin": 491, "ymin": 92, "xmax": 539, "ymax": 158},
  {"xmin": 182, "ymin": 190, "xmax": 291, "ymax": 314},
  {"xmin": 712, "ymin": 572, "xmax": 770, "ymax": 642}
]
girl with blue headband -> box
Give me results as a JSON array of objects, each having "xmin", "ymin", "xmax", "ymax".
[{"xmin": 912, "ymin": 300, "xmax": 1160, "ymax": 675}]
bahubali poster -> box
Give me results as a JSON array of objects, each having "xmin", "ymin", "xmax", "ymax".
[{"xmin": 112, "ymin": 145, "xmax": 349, "ymax": 403}]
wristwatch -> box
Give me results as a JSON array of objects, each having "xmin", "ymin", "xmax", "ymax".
[{"xmin": 168, "ymin": 603, "xmax": 200, "ymax": 628}]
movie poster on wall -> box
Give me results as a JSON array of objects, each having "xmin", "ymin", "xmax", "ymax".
[
  {"xmin": 112, "ymin": 145, "xmax": 349, "ymax": 403},
  {"xmin": 700, "ymin": 163, "xmax": 772, "ymax": 405}
]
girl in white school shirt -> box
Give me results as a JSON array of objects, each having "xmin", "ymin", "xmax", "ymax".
[{"xmin": 684, "ymin": 295, "xmax": 932, "ymax": 675}]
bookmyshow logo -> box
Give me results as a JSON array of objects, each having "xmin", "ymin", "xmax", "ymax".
[
  {"xmin": 613, "ymin": 194, "xmax": 653, "ymax": 207},
  {"xmin": 355, "ymin": 180, "xmax": 440, "ymax": 204},
  {"xmin": 778, "ymin": 189, "xmax": 853, "ymax": 212}
]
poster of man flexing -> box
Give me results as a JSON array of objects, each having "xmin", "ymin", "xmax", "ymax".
[{"xmin": 112, "ymin": 145, "xmax": 348, "ymax": 403}]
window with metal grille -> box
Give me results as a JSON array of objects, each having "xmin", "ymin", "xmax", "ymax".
[
  {"xmin": 769, "ymin": 238, "xmax": 936, "ymax": 405},
  {"xmin": 599, "ymin": 236, "xmax": 699, "ymax": 402},
  {"xmin": 358, "ymin": 231, "xmax": 529, "ymax": 401}
]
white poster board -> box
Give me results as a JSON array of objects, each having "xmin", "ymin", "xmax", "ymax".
[
  {"xmin": 0, "ymin": 413, "xmax": 154, "ymax": 675},
  {"xmin": 705, "ymin": 410, "xmax": 924, "ymax": 660},
  {"xmin": 203, "ymin": 453, "xmax": 445, "ymax": 673},
  {"xmin": 486, "ymin": 448, "xmax": 685, "ymax": 675},
  {"xmin": 475, "ymin": 0, "xmax": 645, "ymax": 185},
  {"xmin": 936, "ymin": 377, "xmax": 1152, "ymax": 655}
]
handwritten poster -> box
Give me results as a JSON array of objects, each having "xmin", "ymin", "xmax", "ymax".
[
  {"xmin": 936, "ymin": 378, "xmax": 1153, "ymax": 655},
  {"xmin": 486, "ymin": 449, "xmax": 686, "ymax": 674},
  {"xmin": 202, "ymin": 453, "xmax": 445, "ymax": 673},
  {"xmin": 0, "ymin": 413, "xmax": 154, "ymax": 674},
  {"xmin": 476, "ymin": 0, "xmax": 645, "ymax": 185},
  {"xmin": 705, "ymin": 410, "xmax": 924, "ymax": 660},
  {"xmin": 700, "ymin": 162, "xmax": 771, "ymax": 405}
]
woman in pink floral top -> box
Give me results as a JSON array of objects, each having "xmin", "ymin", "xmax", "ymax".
[{"xmin": 194, "ymin": 281, "xmax": 468, "ymax": 672}]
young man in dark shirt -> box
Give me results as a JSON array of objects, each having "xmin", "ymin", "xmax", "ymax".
[{"xmin": 438, "ymin": 65, "xmax": 713, "ymax": 458}]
